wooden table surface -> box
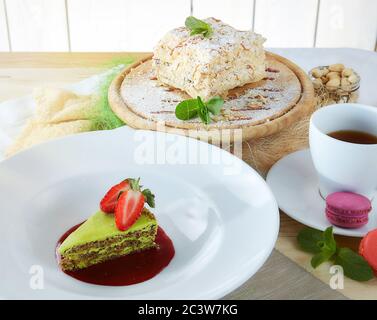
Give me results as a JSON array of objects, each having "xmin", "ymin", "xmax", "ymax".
[{"xmin": 0, "ymin": 52, "xmax": 349, "ymax": 300}]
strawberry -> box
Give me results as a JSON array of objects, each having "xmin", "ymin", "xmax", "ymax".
[
  {"xmin": 115, "ymin": 190, "xmax": 145, "ymax": 231},
  {"xmin": 114, "ymin": 178, "xmax": 155, "ymax": 231},
  {"xmin": 100, "ymin": 180, "xmax": 130, "ymax": 213}
]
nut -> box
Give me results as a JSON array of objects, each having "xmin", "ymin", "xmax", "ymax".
[
  {"xmin": 321, "ymin": 68, "xmax": 329, "ymax": 76},
  {"xmin": 310, "ymin": 64, "xmax": 360, "ymax": 107},
  {"xmin": 326, "ymin": 78, "xmax": 340, "ymax": 90},
  {"xmin": 329, "ymin": 63, "xmax": 345, "ymax": 72},
  {"xmin": 341, "ymin": 77, "xmax": 351, "ymax": 89},
  {"xmin": 327, "ymin": 71, "xmax": 340, "ymax": 80},
  {"xmin": 321, "ymin": 76, "xmax": 329, "ymax": 84},
  {"xmin": 342, "ymin": 68, "xmax": 353, "ymax": 77},
  {"xmin": 348, "ymin": 74, "xmax": 358, "ymax": 84},
  {"xmin": 311, "ymin": 68, "xmax": 323, "ymax": 78}
]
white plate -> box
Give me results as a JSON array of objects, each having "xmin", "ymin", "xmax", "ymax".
[
  {"xmin": 0, "ymin": 126, "xmax": 279, "ymax": 299},
  {"xmin": 267, "ymin": 149, "xmax": 376, "ymax": 237}
]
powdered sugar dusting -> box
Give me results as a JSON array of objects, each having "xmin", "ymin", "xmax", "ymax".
[
  {"xmin": 153, "ymin": 18, "xmax": 266, "ymax": 101},
  {"xmin": 154, "ymin": 18, "xmax": 265, "ymax": 63},
  {"xmin": 120, "ymin": 56, "xmax": 302, "ymax": 128}
]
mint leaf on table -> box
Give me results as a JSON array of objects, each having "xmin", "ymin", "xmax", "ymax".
[
  {"xmin": 311, "ymin": 233, "xmax": 336, "ymax": 268},
  {"xmin": 335, "ymin": 248, "xmax": 374, "ymax": 282},
  {"xmin": 298, "ymin": 226, "xmax": 337, "ymax": 261},
  {"xmin": 297, "ymin": 226, "xmax": 374, "ymax": 282},
  {"xmin": 297, "ymin": 227, "xmax": 324, "ymax": 254},
  {"xmin": 185, "ymin": 16, "xmax": 213, "ymax": 38},
  {"xmin": 301, "ymin": 227, "xmax": 337, "ymax": 269},
  {"xmin": 206, "ymin": 96, "xmax": 224, "ymax": 115},
  {"xmin": 323, "ymin": 226, "xmax": 337, "ymax": 252},
  {"xmin": 311, "ymin": 251, "xmax": 335, "ymax": 269},
  {"xmin": 175, "ymin": 96, "xmax": 224, "ymax": 125},
  {"xmin": 175, "ymin": 99, "xmax": 200, "ymax": 120}
]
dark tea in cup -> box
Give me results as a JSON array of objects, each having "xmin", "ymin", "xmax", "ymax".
[{"xmin": 328, "ymin": 130, "xmax": 377, "ymax": 145}]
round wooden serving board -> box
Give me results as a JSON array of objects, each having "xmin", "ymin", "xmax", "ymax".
[{"xmin": 109, "ymin": 52, "xmax": 315, "ymax": 142}]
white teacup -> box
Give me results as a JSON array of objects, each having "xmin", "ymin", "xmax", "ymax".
[{"xmin": 309, "ymin": 103, "xmax": 377, "ymax": 200}]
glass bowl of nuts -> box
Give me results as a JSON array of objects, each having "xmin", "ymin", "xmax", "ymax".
[{"xmin": 309, "ymin": 64, "xmax": 360, "ymax": 106}]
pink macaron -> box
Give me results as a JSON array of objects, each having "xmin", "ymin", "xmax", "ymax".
[{"xmin": 325, "ymin": 192, "xmax": 372, "ymax": 229}]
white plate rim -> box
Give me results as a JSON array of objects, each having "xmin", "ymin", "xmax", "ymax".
[{"xmin": 0, "ymin": 126, "xmax": 280, "ymax": 299}]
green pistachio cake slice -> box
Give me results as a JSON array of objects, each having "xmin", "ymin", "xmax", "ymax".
[{"xmin": 58, "ymin": 208, "xmax": 158, "ymax": 271}]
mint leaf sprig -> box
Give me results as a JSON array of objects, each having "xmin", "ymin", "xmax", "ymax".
[
  {"xmin": 175, "ymin": 96, "xmax": 224, "ymax": 125},
  {"xmin": 297, "ymin": 226, "xmax": 373, "ymax": 281},
  {"xmin": 185, "ymin": 16, "xmax": 213, "ymax": 38}
]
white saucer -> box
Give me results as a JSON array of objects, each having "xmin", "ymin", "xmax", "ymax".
[{"xmin": 267, "ymin": 149, "xmax": 376, "ymax": 237}]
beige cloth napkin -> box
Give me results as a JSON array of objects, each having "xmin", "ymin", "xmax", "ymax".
[{"xmin": 5, "ymin": 87, "xmax": 95, "ymax": 157}]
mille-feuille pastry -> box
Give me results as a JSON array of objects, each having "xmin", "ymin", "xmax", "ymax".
[{"xmin": 153, "ymin": 18, "xmax": 266, "ymax": 101}]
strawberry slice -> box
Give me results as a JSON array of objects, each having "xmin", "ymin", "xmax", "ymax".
[
  {"xmin": 115, "ymin": 190, "xmax": 145, "ymax": 231},
  {"xmin": 100, "ymin": 180, "xmax": 130, "ymax": 213},
  {"xmin": 114, "ymin": 178, "xmax": 155, "ymax": 231}
]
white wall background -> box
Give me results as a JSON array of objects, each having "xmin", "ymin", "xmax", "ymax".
[{"xmin": 0, "ymin": 0, "xmax": 376, "ymax": 52}]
